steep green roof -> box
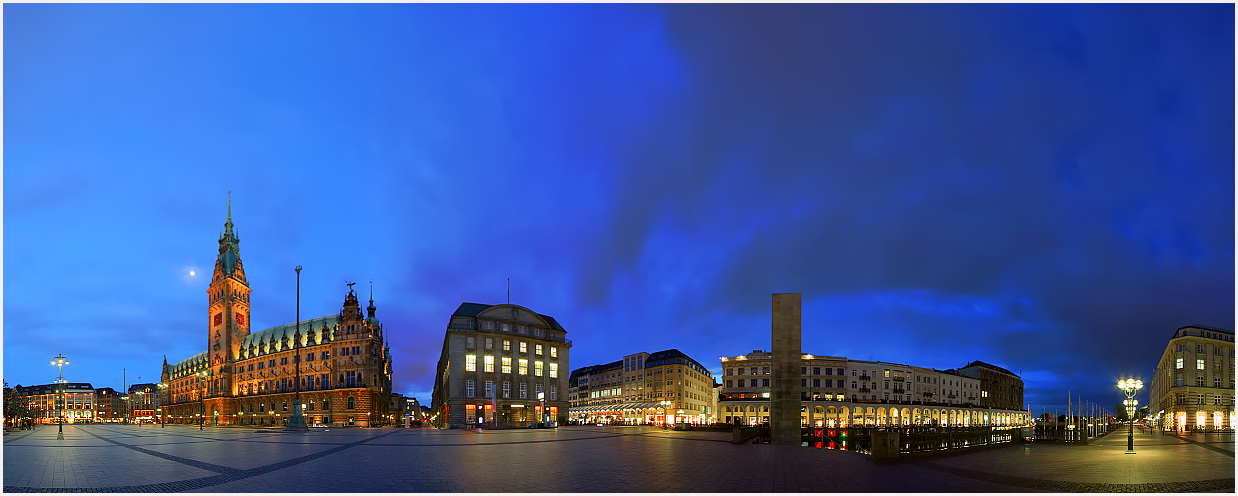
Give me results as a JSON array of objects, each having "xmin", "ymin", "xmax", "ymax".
[
  {"xmin": 167, "ymin": 316, "xmax": 340, "ymax": 377},
  {"xmin": 168, "ymin": 351, "xmax": 209, "ymax": 379},
  {"xmin": 239, "ymin": 315, "xmax": 339, "ymax": 356}
]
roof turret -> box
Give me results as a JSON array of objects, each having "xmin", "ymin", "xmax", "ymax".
[{"xmin": 365, "ymin": 283, "xmax": 380, "ymax": 327}]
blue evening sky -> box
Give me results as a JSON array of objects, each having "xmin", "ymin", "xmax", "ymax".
[{"xmin": 4, "ymin": 3, "xmax": 1233, "ymax": 415}]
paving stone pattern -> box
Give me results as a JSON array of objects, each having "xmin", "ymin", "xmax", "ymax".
[{"xmin": 3, "ymin": 423, "xmax": 1233, "ymax": 492}]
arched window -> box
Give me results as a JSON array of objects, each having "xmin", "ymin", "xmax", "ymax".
[{"xmin": 347, "ymin": 397, "xmax": 356, "ymax": 410}]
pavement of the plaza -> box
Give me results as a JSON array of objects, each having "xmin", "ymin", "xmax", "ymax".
[{"xmin": 2, "ymin": 423, "xmax": 1233, "ymax": 492}]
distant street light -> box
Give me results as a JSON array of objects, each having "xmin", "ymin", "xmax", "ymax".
[
  {"xmin": 198, "ymin": 371, "xmax": 208, "ymax": 430},
  {"xmin": 659, "ymin": 400, "xmax": 672, "ymax": 430},
  {"xmin": 158, "ymin": 382, "xmax": 168, "ymax": 428},
  {"xmin": 1118, "ymin": 379, "xmax": 1143, "ymax": 454},
  {"xmin": 51, "ymin": 354, "xmax": 69, "ymax": 439}
]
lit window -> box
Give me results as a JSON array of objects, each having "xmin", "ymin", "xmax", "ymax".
[
  {"xmin": 465, "ymin": 355, "xmax": 477, "ymax": 372},
  {"xmin": 502, "ymin": 357, "xmax": 512, "ymax": 374},
  {"xmin": 520, "ymin": 342, "xmax": 528, "ymax": 353},
  {"xmin": 536, "ymin": 344, "xmax": 543, "ymax": 355},
  {"xmin": 503, "ymin": 340, "xmax": 511, "ymax": 352},
  {"xmin": 1176, "ymin": 358, "xmax": 1184, "ymax": 369},
  {"xmin": 519, "ymin": 359, "xmax": 528, "ymax": 375},
  {"xmin": 484, "ymin": 355, "xmax": 494, "ymax": 373},
  {"xmin": 549, "ymin": 363, "xmax": 558, "ymax": 378},
  {"xmin": 535, "ymin": 361, "xmax": 544, "ymax": 377},
  {"xmin": 550, "ymin": 347, "xmax": 557, "ymax": 358},
  {"xmin": 1197, "ymin": 359, "xmax": 1205, "ymax": 370}
]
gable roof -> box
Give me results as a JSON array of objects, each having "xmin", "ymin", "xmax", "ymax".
[
  {"xmin": 451, "ymin": 302, "xmax": 566, "ymax": 332},
  {"xmin": 962, "ymin": 360, "xmax": 1018, "ymax": 378}
]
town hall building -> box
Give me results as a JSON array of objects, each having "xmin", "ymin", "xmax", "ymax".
[{"xmin": 161, "ymin": 203, "xmax": 394, "ymax": 427}]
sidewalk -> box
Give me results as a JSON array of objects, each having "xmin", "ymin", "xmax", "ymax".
[{"xmin": 915, "ymin": 425, "xmax": 1233, "ymax": 490}]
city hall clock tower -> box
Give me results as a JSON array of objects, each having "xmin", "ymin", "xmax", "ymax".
[{"xmin": 207, "ymin": 201, "xmax": 251, "ymax": 395}]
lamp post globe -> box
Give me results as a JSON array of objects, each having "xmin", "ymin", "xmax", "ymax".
[
  {"xmin": 51, "ymin": 354, "xmax": 68, "ymax": 437},
  {"xmin": 1117, "ymin": 379, "xmax": 1143, "ymax": 454}
]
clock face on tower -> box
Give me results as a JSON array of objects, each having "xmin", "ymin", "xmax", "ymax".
[
  {"xmin": 236, "ymin": 313, "xmax": 246, "ymax": 325},
  {"xmin": 214, "ymin": 313, "xmax": 223, "ymax": 326}
]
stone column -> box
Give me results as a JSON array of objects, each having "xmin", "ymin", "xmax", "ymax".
[{"xmin": 771, "ymin": 293, "xmax": 802, "ymax": 445}]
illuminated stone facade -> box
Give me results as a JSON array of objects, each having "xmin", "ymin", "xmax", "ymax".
[
  {"xmin": 127, "ymin": 383, "xmax": 162, "ymax": 422},
  {"xmin": 1149, "ymin": 325, "xmax": 1235, "ymax": 431},
  {"xmin": 568, "ymin": 349, "xmax": 716, "ymax": 425},
  {"xmin": 14, "ymin": 383, "xmax": 96, "ymax": 424},
  {"xmin": 718, "ymin": 350, "xmax": 1025, "ymax": 428},
  {"xmin": 161, "ymin": 205, "xmax": 394, "ymax": 428},
  {"xmin": 431, "ymin": 303, "xmax": 572, "ymax": 428},
  {"xmin": 957, "ymin": 360, "xmax": 1023, "ymax": 411}
]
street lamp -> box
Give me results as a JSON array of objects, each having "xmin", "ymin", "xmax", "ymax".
[
  {"xmin": 198, "ymin": 370, "xmax": 208, "ymax": 430},
  {"xmin": 659, "ymin": 400, "xmax": 672, "ymax": 430},
  {"xmin": 1117, "ymin": 379, "xmax": 1143, "ymax": 454},
  {"xmin": 287, "ymin": 265, "xmax": 309, "ymax": 431},
  {"xmin": 158, "ymin": 382, "xmax": 167, "ymax": 428},
  {"xmin": 51, "ymin": 354, "xmax": 69, "ymax": 439}
]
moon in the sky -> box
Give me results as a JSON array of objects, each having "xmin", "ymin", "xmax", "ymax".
[{"xmin": 190, "ymin": 270, "xmax": 196, "ymax": 276}]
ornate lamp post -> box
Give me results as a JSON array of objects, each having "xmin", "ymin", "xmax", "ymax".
[
  {"xmin": 659, "ymin": 400, "xmax": 672, "ymax": 430},
  {"xmin": 1117, "ymin": 379, "xmax": 1142, "ymax": 454},
  {"xmin": 198, "ymin": 370, "xmax": 208, "ymax": 430},
  {"xmin": 51, "ymin": 354, "xmax": 68, "ymax": 439},
  {"xmin": 158, "ymin": 382, "xmax": 167, "ymax": 428}
]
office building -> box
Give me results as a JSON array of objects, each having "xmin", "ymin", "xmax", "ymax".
[
  {"xmin": 14, "ymin": 383, "xmax": 96, "ymax": 424},
  {"xmin": 718, "ymin": 350, "xmax": 1024, "ymax": 428},
  {"xmin": 1149, "ymin": 325, "xmax": 1235, "ymax": 431},
  {"xmin": 431, "ymin": 302, "xmax": 572, "ymax": 428},
  {"xmin": 569, "ymin": 349, "xmax": 716, "ymax": 425}
]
